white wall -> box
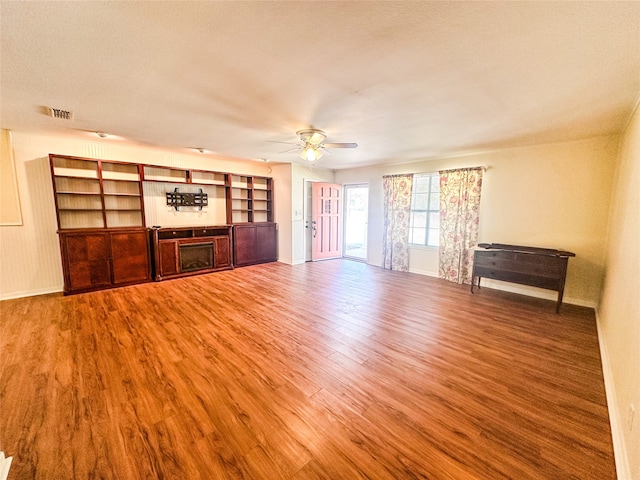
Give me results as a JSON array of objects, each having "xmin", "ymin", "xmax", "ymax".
[
  {"xmin": 598, "ymin": 101, "xmax": 640, "ymax": 480},
  {"xmin": 143, "ymin": 182, "xmax": 228, "ymax": 227},
  {"xmin": 0, "ymin": 129, "xmax": 285, "ymax": 299},
  {"xmin": 335, "ymin": 135, "xmax": 619, "ymax": 307},
  {"xmin": 290, "ymin": 164, "xmax": 335, "ymax": 264},
  {"xmin": 271, "ymin": 163, "xmax": 293, "ymax": 264}
]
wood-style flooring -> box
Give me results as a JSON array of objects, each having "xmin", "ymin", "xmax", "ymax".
[{"xmin": 0, "ymin": 260, "xmax": 616, "ymax": 479}]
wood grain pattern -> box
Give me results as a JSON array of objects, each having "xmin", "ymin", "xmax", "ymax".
[{"xmin": 0, "ymin": 260, "xmax": 616, "ymax": 479}]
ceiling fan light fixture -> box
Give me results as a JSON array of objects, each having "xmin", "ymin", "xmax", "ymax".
[{"xmin": 300, "ymin": 145, "xmax": 322, "ymax": 162}]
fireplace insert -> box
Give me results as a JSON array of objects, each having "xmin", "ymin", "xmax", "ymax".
[{"xmin": 179, "ymin": 243, "xmax": 213, "ymax": 272}]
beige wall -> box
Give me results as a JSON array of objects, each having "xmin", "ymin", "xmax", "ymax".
[
  {"xmin": 271, "ymin": 163, "xmax": 293, "ymax": 264},
  {"xmin": 290, "ymin": 164, "xmax": 335, "ymax": 264},
  {"xmin": 335, "ymin": 135, "xmax": 619, "ymax": 307},
  {"xmin": 0, "ymin": 130, "xmax": 284, "ymax": 299},
  {"xmin": 599, "ymin": 101, "xmax": 640, "ymax": 480},
  {"xmin": 0, "ymin": 129, "xmax": 23, "ymax": 225}
]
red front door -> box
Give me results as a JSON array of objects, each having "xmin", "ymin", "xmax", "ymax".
[{"xmin": 312, "ymin": 183, "xmax": 342, "ymax": 260}]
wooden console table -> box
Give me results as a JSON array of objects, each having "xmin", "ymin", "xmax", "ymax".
[{"xmin": 470, "ymin": 243, "xmax": 575, "ymax": 312}]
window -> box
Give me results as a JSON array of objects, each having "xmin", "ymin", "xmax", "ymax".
[{"xmin": 409, "ymin": 173, "xmax": 440, "ymax": 247}]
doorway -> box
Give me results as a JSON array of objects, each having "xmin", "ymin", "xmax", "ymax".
[
  {"xmin": 343, "ymin": 184, "xmax": 368, "ymax": 261},
  {"xmin": 304, "ymin": 180, "xmax": 344, "ymax": 261}
]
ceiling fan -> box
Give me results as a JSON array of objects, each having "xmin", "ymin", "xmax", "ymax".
[{"xmin": 274, "ymin": 129, "xmax": 358, "ymax": 162}]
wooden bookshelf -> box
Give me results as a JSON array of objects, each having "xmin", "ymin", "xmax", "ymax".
[
  {"xmin": 226, "ymin": 174, "xmax": 273, "ymax": 224},
  {"xmin": 50, "ymin": 155, "xmax": 145, "ymax": 230},
  {"xmin": 49, "ymin": 155, "xmax": 276, "ymax": 292},
  {"xmin": 50, "ymin": 155, "xmax": 150, "ymax": 294}
]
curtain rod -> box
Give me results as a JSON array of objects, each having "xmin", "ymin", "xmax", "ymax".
[
  {"xmin": 384, "ymin": 166, "xmax": 489, "ymax": 178},
  {"xmin": 437, "ymin": 166, "xmax": 488, "ymax": 173}
]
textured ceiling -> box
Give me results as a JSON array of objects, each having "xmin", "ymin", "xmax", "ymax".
[{"xmin": 1, "ymin": 1, "xmax": 639, "ymax": 169}]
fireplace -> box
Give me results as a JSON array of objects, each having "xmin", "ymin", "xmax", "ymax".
[
  {"xmin": 179, "ymin": 243, "xmax": 213, "ymax": 272},
  {"xmin": 152, "ymin": 226, "xmax": 233, "ymax": 281}
]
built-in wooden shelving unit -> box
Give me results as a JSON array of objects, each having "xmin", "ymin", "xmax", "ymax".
[
  {"xmin": 49, "ymin": 154, "xmax": 276, "ymax": 294},
  {"xmin": 139, "ymin": 164, "xmax": 273, "ymax": 224},
  {"xmin": 227, "ymin": 174, "xmax": 273, "ymax": 224},
  {"xmin": 50, "ymin": 155, "xmax": 145, "ymax": 229}
]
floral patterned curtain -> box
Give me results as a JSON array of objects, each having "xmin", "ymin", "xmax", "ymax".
[
  {"xmin": 438, "ymin": 167, "xmax": 483, "ymax": 284},
  {"xmin": 382, "ymin": 174, "xmax": 414, "ymax": 271}
]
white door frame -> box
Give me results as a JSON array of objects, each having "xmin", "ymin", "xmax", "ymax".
[{"xmin": 303, "ymin": 179, "xmax": 315, "ymax": 262}]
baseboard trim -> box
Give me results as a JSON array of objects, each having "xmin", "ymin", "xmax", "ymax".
[
  {"xmin": 474, "ymin": 278, "xmax": 596, "ymax": 308},
  {"xmin": 595, "ymin": 308, "xmax": 631, "ymax": 480},
  {"xmin": 0, "ymin": 286, "xmax": 62, "ymax": 301},
  {"xmin": 404, "ymin": 271, "xmax": 595, "ymax": 308},
  {"xmin": 408, "ymin": 268, "xmax": 438, "ymax": 277},
  {"xmin": 0, "ymin": 452, "xmax": 12, "ymax": 480}
]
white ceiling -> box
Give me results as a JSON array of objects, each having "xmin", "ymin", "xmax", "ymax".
[{"xmin": 1, "ymin": 1, "xmax": 639, "ymax": 170}]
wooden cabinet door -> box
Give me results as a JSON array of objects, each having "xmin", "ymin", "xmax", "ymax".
[
  {"xmin": 61, "ymin": 232, "xmax": 111, "ymax": 292},
  {"xmin": 233, "ymin": 223, "xmax": 277, "ymax": 267},
  {"xmin": 256, "ymin": 223, "xmax": 277, "ymax": 263},
  {"xmin": 233, "ymin": 225, "xmax": 257, "ymax": 267},
  {"xmin": 110, "ymin": 230, "xmax": 150, "ymax": 285},
  {"xmin": 213, "ymin": 236, "xmax": 232, "ymax": 268},
  {"xmin": 159, "ymin": 241, "xmax": 179, "ymax": 277}
]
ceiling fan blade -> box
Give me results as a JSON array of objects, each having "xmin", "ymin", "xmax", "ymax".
[
  {"xmin": 279, "ymin": 147, "xmax": 300, "ymax": 153},
  {"xmin": 308, "ymin": 132, "xmax": 326, "ymax": 145},
  {"xmin": 322, "ymin": 142, "xmax": 358, "ymax": 149},
  {"xmin": 268, "ymin": 140, "xmax": 298, "ymax": 145}
]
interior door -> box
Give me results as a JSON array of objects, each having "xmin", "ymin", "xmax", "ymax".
[{"xmin": 312, "ymin": 182, "xmax": 342, "ymax": 260}]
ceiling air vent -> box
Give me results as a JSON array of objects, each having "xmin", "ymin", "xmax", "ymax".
[{"xmin": 47, "ymin": 107, "xmax": 74, "ymax": 120}]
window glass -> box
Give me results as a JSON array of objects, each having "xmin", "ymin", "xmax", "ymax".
[
  {"xmin": 409, "ymin": 173, "xmax": 439, "ymax": 247},
  {"xmin": 428, "ymin": 229, "xmax": 439, "ymax": 246}
]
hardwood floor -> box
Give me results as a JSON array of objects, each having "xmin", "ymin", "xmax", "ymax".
[{"xmin": 0, "ymin": 260, "xmax": 616, "ymax": 479}]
